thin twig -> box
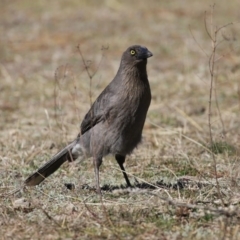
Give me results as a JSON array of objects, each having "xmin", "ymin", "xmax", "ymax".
[
  {"xmin": 152, "ymin": 192, "xmax": 239, "ymax": 218},
  {"xmin": 39, "ymin": 206, "xmax": 63, "ymax": 228},
  {"xmin": 54, "ymin": 64, "xmax": 69, "ymax": 130},
  {"xmin": 206, "ymin": 9, "xmax": 224, "ymax": 205},
  {"xmin": 204, "ymin": 5, "xmax": 234, "ymax": 206},
  {"xmin": 204, "ymin": 10, "xmax": 213, "ymax": 41},
  {"xmin": 214, "ymin": 68, "xmax": 226, "ymax": 139},
  {"xmin": 77, "ymin": 44, "xmax": 108, "ymax": 106},
  {"xmin": 189, "ymin": 25, "xmax": 209, "ymax": 58}
]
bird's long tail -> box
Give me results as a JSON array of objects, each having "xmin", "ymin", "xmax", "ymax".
[{"xmin": 25, "ymin": 140, "xmax": 78, "ymax": 186}]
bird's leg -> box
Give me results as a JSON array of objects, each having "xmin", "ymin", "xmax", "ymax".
[
  {"xmin": 115, "ymin": 154, "xmax": 132, "ymax": 187},
  {"xmin": 93, "ymin": 157, "xmax": 102, "ymax": 194}
]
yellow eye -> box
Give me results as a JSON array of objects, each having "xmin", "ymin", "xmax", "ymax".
[{"xmin": 130, "ymin": 50, "xmax": 136, "ymax": 55}]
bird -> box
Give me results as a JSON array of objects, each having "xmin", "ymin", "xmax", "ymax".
[{"xmin": 25, "ymin": 45, "xmax": 153, "ymax": 193}]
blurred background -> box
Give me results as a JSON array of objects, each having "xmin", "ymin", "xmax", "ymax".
[
  {"xmin": 1, "ymin": 0, "xmax": 240, "ymax": 151},
  {"xmin": 1, "ymin": 1, "xmax": 240, "ymax": 238},
  {"xmin": 1, "ymin": 2, "xmax": 239, "ymax": 119}
]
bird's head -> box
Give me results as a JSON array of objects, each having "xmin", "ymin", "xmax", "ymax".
[{"xmin": 121, "ymin": 45, "xmax": 153, "ymax": 66}]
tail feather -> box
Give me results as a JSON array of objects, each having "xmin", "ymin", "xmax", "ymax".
[{"xmin": 25, "ymin": 140, "xmax": 77, "ymax": 186}]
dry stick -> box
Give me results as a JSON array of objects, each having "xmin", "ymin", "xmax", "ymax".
[
  {"xmin": 39, "ymin": 206, "xmax": 63, "ymax": 228},
  {"xmin": 189, "ymin": 26, "xmax": 209, "ymax": 58},
  {"xmin": 54, "ymin": 64, "xmax": 69, "ymax": 130},
  {"xmin": 0, "ymin": 187, "xmax": 22, "ymax": 198},
  {"xmin": 152, "ymin": 192, "xmax": 239, "ymax": 218},
  {"xmin": 76, "ymin": 44, "xmax": 108, "ymax": 106},
  {"xmin": 76, "ymin": 45, "xmax": 93, "ymax": 106},
  {"xmin": 70, "ymin": 73, "xmax": 82, "ymax": 123},
  {"xmin": 212, "ymin": 25, "xmax": 234, "ymax": 142},
  {"xmin": 204, "ymin": 8, "xmax": 234, "ymax": 206},
  {"xmin": 190, "ymin": 8, "xmax": 233, "ymax": 205},
  {"xmin": 205, "ymin": 9, "xmax": 224, "ymax": 206},
  {"xmin": 213, "ymin": 68, "xmax": 226, "ymax": 140}
]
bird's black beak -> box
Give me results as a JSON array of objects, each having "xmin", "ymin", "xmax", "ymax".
[
  {"xmin": 138, "ymin": 47, "xmax": 153, "ymax": 59},
  {"xmin": 146, "ymin": 50, "xmax": 153, "ymax": 58}
]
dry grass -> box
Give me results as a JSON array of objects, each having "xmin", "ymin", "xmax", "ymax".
[{"xmin": 1, "ymin": 0, "xmax": 240, "ymax": 239}]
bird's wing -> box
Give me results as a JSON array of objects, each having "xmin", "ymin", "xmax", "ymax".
[
  {"xmin": 80, "ymin": 112, "xmax": 104, "ymax": 135},
  {"xmin": 80, "ymin": 86, "xmax": 115, "ymax": 135}
]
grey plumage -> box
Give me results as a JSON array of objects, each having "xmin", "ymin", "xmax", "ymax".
[{"xmin": 25, "ymin": 45, "xmax": 152, "ymax": 192}]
